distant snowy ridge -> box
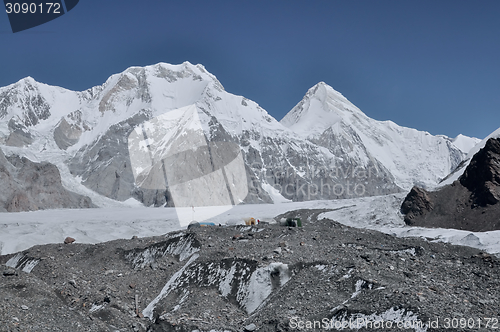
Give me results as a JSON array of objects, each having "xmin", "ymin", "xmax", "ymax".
[
  {"xmin": 281, "ymin": 82, "xmax": 479, "ymax": 189},
  {"xmin": 452, "ymin": 134, "xmax": 481, "ymax": 154}
]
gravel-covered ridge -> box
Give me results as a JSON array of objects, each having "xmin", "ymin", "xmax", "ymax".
[{"xmin": 1, "ymin": 209, "xmax": 499, "ymax": 332}]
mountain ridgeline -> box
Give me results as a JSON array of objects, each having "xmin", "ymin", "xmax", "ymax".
[{"xmin": 0, "ymin": 62, "xmax": 480, "ymax": 211}]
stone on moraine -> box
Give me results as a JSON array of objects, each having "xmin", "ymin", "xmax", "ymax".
[{"xmin": 64, "ymin": 237, "xmax": 76, "ymax": 244}]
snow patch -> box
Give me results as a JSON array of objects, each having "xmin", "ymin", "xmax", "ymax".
[
  {"xmin": 351, "ymin": 279, "xmax": 371, "ymax": 299},
  {"xmin": 143, "ymin": 253, "xmax": 199, "ymax": 320},
  {"xmin": 219, "ymin": 264, "xmax": 237, "ymax": 297},
  {"xmin": 261, "ymin": 183, "xmax": 292, "ymax": 203},
  {"xmin": 241, "ymin": 262, "xmax": 290, "ymax": 314},
  {"xmin": 5, "ymin": 253, "xmax": 39, "ymax": 273},
  {"xmin": 126, "ymin": 233, "xmax": 200, "ymax": 269},
  {"xmin": 452, "ymin": 134, "xmax": 481, "ymax": 154}
]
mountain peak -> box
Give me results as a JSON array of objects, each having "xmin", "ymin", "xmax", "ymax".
[
  {"xmin": 306, "ymin": 82, "xmax": 349, "ymax": 103},
  {"xmin": 20, "ymin": 76, "xmax": 36, "ymax": 83},
  {"xmin": 281, "ymin": 81, "xmax": 476, "ymax": 190},
  {"xmin": 9, "ymin": 76, "xmax": 38, "ymax": 90},
  {"xmin": 124, "ymin": 61, "xmax": 200, "ymax": 75},
  {"xmin": 0, "ymin": 64, "xmax": 477, "ymax": 201},
  {"xmin": 280, "ymin": 81, "xmax": 360, "ymax": 137}
]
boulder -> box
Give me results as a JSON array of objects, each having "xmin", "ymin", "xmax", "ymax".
[{"xmin": 64, "ymin": 237, "xmax": 76, "ymax": 244}]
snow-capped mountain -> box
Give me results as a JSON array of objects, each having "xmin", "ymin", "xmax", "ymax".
[
  {"xmin": 0, "ymin": 62, "xmax": 478, "ymax": 210},
  {"xmin": 281, "ymin": 82, "xmax": 478, "ymax": 190}
]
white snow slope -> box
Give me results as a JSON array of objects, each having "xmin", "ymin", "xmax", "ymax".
[
  {"xmin": 281, "ymin": 82, "xmax": 479, "ymax": 190},
  {"xmin": 452, "ymin": 134, "xmax": 481, "ymax": 155}
]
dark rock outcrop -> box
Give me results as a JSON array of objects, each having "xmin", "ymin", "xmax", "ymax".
[
  {"xmin": 400, "ymin": 186, "xmax": 434, "ymax": 222},
  {"xmin": 460, "ymin": 137, "xmax": 500, "ymax": 206},
  {"xmin": 401, "ymin": 137, "xmax": 500, "ymax": 231},
  {"xmin": 0, "ymin": 148, "xmax": 95, "ymax": 212}
]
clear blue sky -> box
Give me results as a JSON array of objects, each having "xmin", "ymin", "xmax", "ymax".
[{"xmin": 1, "ymin": 0, "xmax": 499, "ymax": 139}]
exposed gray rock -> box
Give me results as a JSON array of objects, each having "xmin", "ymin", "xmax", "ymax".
[
  {"xmin": 401, "ymin": 186, "xmax": 434, "ymax": 221},
  {"xmin": 69, "ymin": 107, "xmax": 274, "ymax": 207},
  {"xmin": 53, "ymin": 117, "xmax": 83, "ymax": 150},
  {"xmin": 0, "ymin": 148, "xmax": 95, "ymax": 212},
  {"xmin": 5, "ymin": 118, "xmax": 33, "ymax": 147},
  {"xmin": 243, "ymin": 129, "xmax": 401, "ymax": 202},
  {"xmin": 98, "ymin": 68, "xmax": 152, "ymax": 114},
  {"xmin": 402, "ymin": 138, "xmax": 500, "ymax": 231},
  {"xmin": 204, "ymin": 114, "xmax": 273, "ymax": 204}
]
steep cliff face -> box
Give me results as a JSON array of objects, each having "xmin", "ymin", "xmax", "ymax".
[
  {"xmin": 401, "ymin": 138, "xmax": 500, "ymax": 232},
  {"xmin": 67, "ymin": 111, "xmax": 164, "ymax": 206},
  {"xmin": 0, "ymin": 148, "xmax": 94, "ymax": 212}
]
